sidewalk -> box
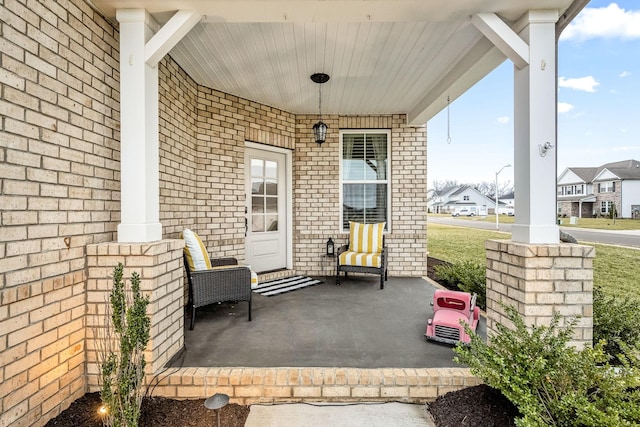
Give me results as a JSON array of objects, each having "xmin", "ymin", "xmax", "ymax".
[
  {"xmin": 245, "ymin": 402, "xmax": 436, "ymax": 427},
  {"xmin": 563, "ymin": 226, "xmax": 640, "ymax": 236}
]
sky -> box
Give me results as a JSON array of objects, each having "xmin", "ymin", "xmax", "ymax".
[{"xmin": 426, "ymin": 1, "xmax": 640, "ymax": 189}]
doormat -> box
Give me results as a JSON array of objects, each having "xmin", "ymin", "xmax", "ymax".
[{"xmin": 253, "ymin": 276, "xmax": 322, "ymax": 297}]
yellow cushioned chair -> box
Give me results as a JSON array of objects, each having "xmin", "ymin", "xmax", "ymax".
[
  {"xmin": 336, "ymin": 222, "xmax": 388, "ymax": 289},
  {"xmin": 181, "ymin": 229, "xmax": 256, "ymax": 330}
]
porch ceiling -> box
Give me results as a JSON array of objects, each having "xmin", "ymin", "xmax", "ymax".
[{"xmin": 91, "ymin": 0, "xmax": 577, "ymax": 125}]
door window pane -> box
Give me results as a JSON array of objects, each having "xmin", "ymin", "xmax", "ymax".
[
  {"xmin": 251, "ymin": 159, "xmax": 263, "ymax": 177},
  {"xmin": 265, "ymin": 179, "xmax": 278, "ymax": 196},
  {"xmin": 266, "ymin": 215, "xmax": 278, "ymax": 231},
  {"xmin": 252, "ymin": 214, "xmax": 264, "ymax": 232},
  {"xmin": 251, "ymin": 179, "xmax": 263, "ymax": 195},
  {"xmin": 250, "ymin": 157, "xmax": 280, "ymax": 233},
  {"xmin": 266, "ymin": 197, "xmax": 278, "ymax": 213},
  {"xmin": 265, "ymin": 160, "xmax": 277, "ymax": 178},
  {"xmin": 252, "ymin": 196, "xmax": 264, "ymax": 213}
]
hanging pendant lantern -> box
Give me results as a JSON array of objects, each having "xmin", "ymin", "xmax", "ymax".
[
  {"xmin": 310, "ymin": 73, "xmax": 330, "ymax": 145},
  {"xmin": 313, "ymin": 121, "xmax": 327, "ymax": 145}
]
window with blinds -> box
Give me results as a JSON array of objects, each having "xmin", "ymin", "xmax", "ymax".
[{"xmin": 340, "ymin": 130, "xmax": 390, "ymax": 231}]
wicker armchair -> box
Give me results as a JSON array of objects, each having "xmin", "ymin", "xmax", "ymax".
[
  {"xmin": 336, "ymin": 222, "xmax": 388, "ymax": 289},
  {"xmin": 183, "ymin": 254, "xmax": 252, "ymax": 330}
]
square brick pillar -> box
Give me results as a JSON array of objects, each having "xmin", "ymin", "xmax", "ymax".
[
  {"xmin": 85, "ymin": 240, "xmax": 184, "ymax": 390},
  {"xmin": 485, "ymin": 240, "xmax": 594, "ymax": 348}
]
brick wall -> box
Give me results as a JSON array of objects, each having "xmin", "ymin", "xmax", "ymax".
[
  {"xmin": 485, "ymin": 240, "xmax": 594, "ymax": 348},
  {"xmin": 189, "ymin": 86, "xmax": 296, "ymax": 258},
  {"xmin": 158, "ymin": 69, "xmax": 297, "ymax": 256},
  {"xmin": 158, "ymin": 57, "xmax": 199, "ymax": 238},
  {"xmin": 0, "ymin": 1, "xmax": 119, "ymax": 426},
  {"xmin": 85, "ymin": 241, "xmax": 184, "ymax": 391},
  {"xmin": 294, "ymin": 114, "xmax": 341, "ymax": 273},
  {"xmin": 595, "ymin": 181, "xmax": 621, "ymax": 217},
  {"xmin": 388, "ymin": 119, "xmax": 428, "ymax": 276},
  {"xmin": 293, "ymin": 114, "xmax": 428, "ymax": 276},
  {"xmin": 158, "ymin": 69, "xmax": 429, "ymax": 277}
]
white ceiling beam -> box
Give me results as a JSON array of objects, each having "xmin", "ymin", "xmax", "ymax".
[
  {"xmin": 145, "ymin": 9, "xmax": 201, "ymax": 66},
  {"xmin": 407, "ymin": 37, "xmax": 506, "ymax": 126},
  {"xmin": 471, "ymin": 13, "xmax": 529, "ymax": 70}
]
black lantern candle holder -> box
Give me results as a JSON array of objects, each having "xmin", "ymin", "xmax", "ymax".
[{"xmin": 326, "ymin": 237, "xmax": 335, "ymax": 257}]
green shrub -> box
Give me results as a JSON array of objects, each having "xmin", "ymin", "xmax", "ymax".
[
  {"xmin": 593, "ymin": 285, "xmax": 640, "ymax": 363},
  {"xmin": 99, "ymin": 263, "xmax": 150, "ymax": 427},
  {"xmin": 434, "ymin": 260, "xmax": 486, "ymax": 309},
  {"xmin": 455, "ymin": 304, "xmax": 640, "ymax": 427}
]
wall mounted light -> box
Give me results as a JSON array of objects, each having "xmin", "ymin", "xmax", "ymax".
[
  {"xmin": 538, "ymin": 141, "xmax": 554, "ymax": 157},
  {"xmin": 310, "ymin": 73, "xmax": 330, "ymax": 145}
]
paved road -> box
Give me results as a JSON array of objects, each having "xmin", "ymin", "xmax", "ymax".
[{"xmin": 427, "ymin": 216, "xmax": 640, "ymax": 248}]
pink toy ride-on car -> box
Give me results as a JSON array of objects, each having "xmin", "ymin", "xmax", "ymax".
[{"xmin": 425, "ymin": 289, "xmax": 480, "ymax": 345}]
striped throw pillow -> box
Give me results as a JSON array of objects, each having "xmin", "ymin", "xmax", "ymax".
[
  {"xmin": 181, "ymin": 229, "xmax": 212, "ymax": 271},
  {"xmin": 348, "ymin": 222, "xmax": 385, "ymax": 254}
]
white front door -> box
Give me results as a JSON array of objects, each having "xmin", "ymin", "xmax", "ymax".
[{"xmin": 245, "ymin": 147, "xmax": 288, "ymax": 273}]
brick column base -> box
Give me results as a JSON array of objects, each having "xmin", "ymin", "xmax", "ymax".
[
  {"xmin": 485, "ymin": 240, "xmax": 594, "ymax": 348},
  {"xmin": 85, "ymin": 240, "xmax": 184, "ymax": 390}
]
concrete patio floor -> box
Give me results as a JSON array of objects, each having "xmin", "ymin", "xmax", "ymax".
[{"xmin": 170, "ymin": 276, "xmax": 486, "ymax": 369}]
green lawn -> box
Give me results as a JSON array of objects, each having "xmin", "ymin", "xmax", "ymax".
[
  {"xmin": 430, "ymin": 213, "xmax": 640, "ymax": 230},
  {"xmin": 427, "ymin": 223, "xmax": 640, "ymax": 300}
]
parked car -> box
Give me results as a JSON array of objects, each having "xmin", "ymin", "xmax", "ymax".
[
  {"xmin": 451, "ymin": 209, "xmax": 474, "ymax": 217},
  {"xmin": 425, "ymin": 289, "xmax": 480, "ymax": 345}
]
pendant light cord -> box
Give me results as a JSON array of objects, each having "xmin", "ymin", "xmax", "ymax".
[
  {"xmin": 318, "ymin": 84, "xmax": 323, "ymax": 121},
  {"xmin": 447, "ymin": 96, "xmax": 452, "ymax": 144}
]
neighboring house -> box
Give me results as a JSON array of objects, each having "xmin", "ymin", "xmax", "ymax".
[
  {"xmin": 498, "ymin": 191, "xmax": 515, "ymax": 215},
  {"xmin": 557, "ymin": 159, "xmax": 640, "ymax": 218},
  {"xmin": 427, "ymin": 186, "xmax": 458, "ymax": 213},
  {"xmin": 428, "ymin": 186, "xmax": 496, "ymax": 216}
]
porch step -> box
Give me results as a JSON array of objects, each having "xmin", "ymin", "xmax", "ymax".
[
  {"xmin": 257, "ymin": 269, "xmax": 296, "ymax": 284},
  {"xmin": 146, "ymin": 366, "xmax": 481, "ymax": 405}
]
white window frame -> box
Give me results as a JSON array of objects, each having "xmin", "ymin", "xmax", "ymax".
[
  {"xmin": 600, "ymin": 200, "xmax": 613, "ymax": 214},
  {"xmin": 339, "ymin": 129, "xmax": 391, "ymax": 232},
  {"xmin": 600, "ymin": 181, "xmax": 615, "ymax": 193}
]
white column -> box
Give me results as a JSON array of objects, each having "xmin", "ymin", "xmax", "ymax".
[
  {"xmin": 116, "ymin": 10, "xmax": 162, "ymax": 242},
  {"xmin": 511, "ymin": 11, "xmax": 559, "ymax": 244}
]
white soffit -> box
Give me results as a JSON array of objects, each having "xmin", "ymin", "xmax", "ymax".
[{"xmin": 91, "ymin": 0, "xmax": 578, "ymax": 124}]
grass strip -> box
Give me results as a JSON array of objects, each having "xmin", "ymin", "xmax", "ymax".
[
  {"xmin": 427, "ymin": 223, "xmax": 639, "ymax": 300},
  {"xmin": 429, "ymin": 214, "xmax": 640, "ymax": 230}
]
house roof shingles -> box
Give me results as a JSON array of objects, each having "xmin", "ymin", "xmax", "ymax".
[{"xmin": 566, "ymin": 159, "xmax": 640, "ymax": 182}]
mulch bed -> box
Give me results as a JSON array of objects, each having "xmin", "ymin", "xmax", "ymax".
[
  {"xmin": 428, "ymin": 384, "xmax": 519, "ymax": 427},
  {"xmin": 44, "ymin": 392, "xmax": 249, "ymax": 427},
  {"xmin": 426, "ymin": 256, "xmax": 450, "ymax": 282},
  {"xmin": 46, "ymin": 258, "xmax": 518, "ymax": 426},
  {"xmin": 46, "ymin": 386, "xmax": 519, "ymax": 427}
]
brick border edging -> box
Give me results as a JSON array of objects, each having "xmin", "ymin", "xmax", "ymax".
[{"xmin": 141, "ymin": 367, "xmax": 481, "ymax": 404}]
